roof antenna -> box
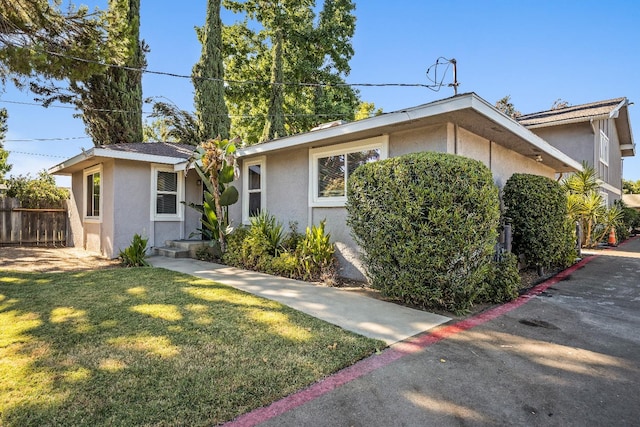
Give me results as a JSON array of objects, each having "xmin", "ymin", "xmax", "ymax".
[{"xmin": 426, "ymin": 57, "xmax": 459, "ymax": 95}]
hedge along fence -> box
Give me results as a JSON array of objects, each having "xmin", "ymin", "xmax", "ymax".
[
  {"xmin": 503, "ymin": 173, "xmax": 576, "ymax": 272},
  {"xmin": 346, "ymin": 152, "xmax": 500, "ymax": 313}
]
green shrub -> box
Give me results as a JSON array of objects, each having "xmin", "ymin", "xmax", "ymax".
[
  {"xmin": 119, "ymin": 234, "xmax": 150, "ymax": 267},
  {"xmin": 222, "ymin": 227, "xmax": 250, "ymax": 268},
  {"xmin": 222, "ymin": 219, "xmax": 336, "ymax": 283},
  {"xmin": 346, "ymin": 152, "xmax": 500, "ymax": 313},
  {"xmin": 504, "ymin": 173, "xmax": 575, "ymax": 270},
  {"xmin": 6, "ymin": 171, "xmax": 69, "ymax": 208},
  {"xmin": 269, "ymin": 251, "xmax": 299, "ymax": 277},
  {"xmin": 250, "ymin": 211, "xmax": 284, "ymax": 256},
  {"xmin": 617, "ymin": 202, "xmax": 640, "ymax": 241},
  {"xmin": 297, "ymin": 219, "xmax": 336, "ymax": 282},
  {"xmin": 241, "ymin": 226, "xmax": 273, "ymax": 270},
  {"xmin": 478, "ymin": 252, "xmax": 520, "ymax": 303},
  {"xmin": 282, "ymin": 221, "xmax": 303, "ymax": 252}
]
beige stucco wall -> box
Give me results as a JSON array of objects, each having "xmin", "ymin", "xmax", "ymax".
[
  {"xmin": 265, "ymin": 149, "xmax": 310, "ymax": 229},
  {"xmin": 389, "ymin": 124, "xmax": 448, "ymax": 156},
  {"xmin": 530, "ymin": 119, "xmax": 623, "ymax": 202},
  {"xmin": 531, "ymin": 123, "xmax": 594, "ymax": 165},
  {"xmin": 67, "ymin": 172, "xmax": 84, "ymax": 249},
  {"xmin": 111, "ymin": 160, "xmax": 149, "ymax": 256},
  {"xmin": 489, "ymin": 140, "xmax": 556, "ymax": 188}
]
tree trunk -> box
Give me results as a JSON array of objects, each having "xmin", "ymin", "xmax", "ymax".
[{"xmin": 260, "ymin": 28, "xmax": 285, "ymax": 142}]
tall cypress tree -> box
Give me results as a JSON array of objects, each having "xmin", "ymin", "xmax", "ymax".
[
  {"xmin": 193, "ymin": 0, "xmax": 230, "ymax": 141},
  {"xmin": 81, "ymin": 0, "xmax": 144, "ymax": 145}
]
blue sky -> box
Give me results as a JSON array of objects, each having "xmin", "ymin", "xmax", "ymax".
[{"xmin": 2, "ymin": 0, "xmax": 639, "ymax": 186}]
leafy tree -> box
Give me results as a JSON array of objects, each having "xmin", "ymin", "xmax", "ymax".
[
  {"xmin": 6, "ymin": 171, "xmax": 69, "ymax": 208},
  {"xmin": 30, "ymin": 0, "xmax": 145, "ymax": 146},
  {"xmin": 146, "ymin": 101, "xmax": 200, "ymax": 145},
  {"xmin": 354, "ymin": 102, "xmax": 383, "ymax": 120},
  {"xmin": 193, "ymin": 0, "xmax": 230, "ymax": 141},
  {"xmin": 143, "ymin": 118, "xmax": 176, "ymax": 142},
  {"xmin": 223, "ymin": 0, "xmax": 359, "ymax": 143},
  {"xmin": 0, "ymin": 108, "xmax": 11, "ymax": 182},
  {"xmin": 623, "ymin": 179, "xmax": 640, "ymax": 194},
  {"xmin": 495, "ymin": 95, "xmax": 521, "ymax": 118},
  {"xmin": 0, "ymin": 0, "xmax": 111, "ymax": 84}
]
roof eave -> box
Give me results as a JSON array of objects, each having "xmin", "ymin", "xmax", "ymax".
[
  {"xmin": 621, "ymin": 144, "xmax": 636, "ymax": 157},
  {"xmin": 469, "ymin": 96, "xmax": 583, "ymax": 172},
  {"xmin": 238, "ymin": 93, "xmax": 581, "ymax": 172},
  {"xmin": 48, "ymin": 148, "xmax": 96, "ymax": 175},
  {"xmin": 49, "ymin": 147, "xmax": 189, "ymax": 175},
  {"xmin": 522, "ymin": 114, "xmax": 611, "ymax": 129}
]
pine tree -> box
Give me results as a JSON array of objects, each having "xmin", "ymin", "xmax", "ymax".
[{"xmin": 193, "ymin": 0, "xmax": 230, "ymax": 141}]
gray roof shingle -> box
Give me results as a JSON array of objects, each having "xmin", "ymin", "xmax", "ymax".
[
  {"xmin": 517, "ymin": 97, "xmax": 626, "ymax": 127},
  {"xmin": 100, "ymin": 142, "xmax": 196, "ymax": 159}
]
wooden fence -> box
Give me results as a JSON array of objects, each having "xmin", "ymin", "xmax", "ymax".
[{"xmin": 0, "ymin": 197, "xmax": 67, "ymax": 246}]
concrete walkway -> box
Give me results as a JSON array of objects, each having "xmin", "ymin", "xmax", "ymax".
[{"xmin": 147, "ymin": 256, "xmax": 450, "ymax": 345}]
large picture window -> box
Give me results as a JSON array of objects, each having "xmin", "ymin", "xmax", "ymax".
[
  {"xmin": 83, "ymin": 165, "xmax": 102, "ymax": 221},
  {"xmin": 242, "ymin": 156, "xmax": 265, "ymax": 224},
  {"xmin": 310, "ymin": 136, "xmax": 388, "ymax": 207},
  {"xmin": 151, "ymin": 165, "xmax": 183, "ymax": 220}
]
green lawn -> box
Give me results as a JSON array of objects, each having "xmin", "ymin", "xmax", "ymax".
[{"xmin": 0, "ymin": 267, "xmax": 384, "ymax": 426}]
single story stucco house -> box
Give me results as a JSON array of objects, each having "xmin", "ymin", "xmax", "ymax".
[
  {"xmin": 50, "ymin": 92, "xmax": 597, "ymax": 280},
  {"xmin": 48, "ymin": 142, "xmax": 204, "ymax": 258}
]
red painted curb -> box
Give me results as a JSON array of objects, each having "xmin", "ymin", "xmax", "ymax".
[{"xmin": 224, "ymin": 254, "xmax": 599, "ymax": 427}]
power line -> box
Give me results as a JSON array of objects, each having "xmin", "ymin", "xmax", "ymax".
[
  {"xmin": 6, "ymin": 150, "xmax": 68, "ymax": 159},
  {"xmin": 44, "ymin": 49, "xmax": 437, "ymax": 89},
  {"xmin": 0, "ymin": 98, "xmax": 360, "ymax": 119},
  {"xmin": 4, "ymin": 136, "xmax": 91, "ymax": 142}
]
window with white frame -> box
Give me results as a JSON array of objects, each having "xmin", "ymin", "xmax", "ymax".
[
  {"xmin": 599, "ymin": 130, "xmax": 609, "ymax": 166},
  {"xmin": 310, "ymin": 135, "xmax": 389, "ymax": 207},
  {"xmin": 242, "ymin": 156, "xmax": 265, "ymax": 223},
  {"xmin": 83, "ymin": 165, "xmax": 102, "ymax": 221},
  {"xmin": 151, "ymin": 165, "xmax": 183, "ymax": 220}
]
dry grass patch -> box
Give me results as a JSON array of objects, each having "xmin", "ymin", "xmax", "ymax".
[{"xmin": 0, "ymin": 268, "xmax": 384, "ymax": 426}]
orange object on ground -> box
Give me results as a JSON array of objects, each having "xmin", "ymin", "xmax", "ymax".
[{"xmin": 608, "ymin": 227, "xmax": 617, "ymax": 246}]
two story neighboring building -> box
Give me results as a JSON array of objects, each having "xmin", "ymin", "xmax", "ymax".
[{"xmin": 518, "ymin": 97, "xmax": 635, "ymax": 205}]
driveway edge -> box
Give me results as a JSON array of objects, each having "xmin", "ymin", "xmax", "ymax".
[{"xmin": 224, "ymin": 254, "xmax": 599, "ymax": 427}]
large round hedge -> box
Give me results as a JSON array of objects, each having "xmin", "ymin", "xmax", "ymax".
[
  {"xmin": 346, "ymin": 152, "xmax": 500, "ymax": 312},
  {"xmin": 503, "ymin": 173, "xmax": 575, "ymax": 270}
]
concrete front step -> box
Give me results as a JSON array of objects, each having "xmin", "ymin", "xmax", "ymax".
[
  {"xmin": 154, "ymin": 246, "xmax": 190, "ymax": 258},
  {"xmin": 154, "ymin": 240, "xmax": 211, "ymax": 259}
]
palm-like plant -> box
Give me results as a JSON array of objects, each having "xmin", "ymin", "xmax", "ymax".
[
  {"xmin": 186, "ymin": 137, "xmax": 239, "ymax": 253},
  {"xmin": 562, "ymin": 162, "xmax": 621, "ymax": 248}
]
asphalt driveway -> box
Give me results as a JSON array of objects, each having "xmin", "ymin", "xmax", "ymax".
[{"xmin": 231, "ymin": 237, "xmax": 640, "ymax": 426}]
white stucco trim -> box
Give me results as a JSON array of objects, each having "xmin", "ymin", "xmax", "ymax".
[
  {"xmin": 150, "ymin": 164, "xmax": 185, "ymax": 222},
  {"xmin": 309, "ymin": 135, "xmax": 389, "ymax": 207},
  {"xmin": 82, "ymin": 164, "xmax": 103, "ymax": 223},
  {"xmin": 597, "ymin": 180, "xmax": 622, "ymax": 196},
  {"xmin": 242, "ymin": 156, "xmax": 266, "ymax": 225}
]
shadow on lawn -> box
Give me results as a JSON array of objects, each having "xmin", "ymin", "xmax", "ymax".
[{"xmin": 0, "ymin": 268, "xmax": 381, "ymax": 426}]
